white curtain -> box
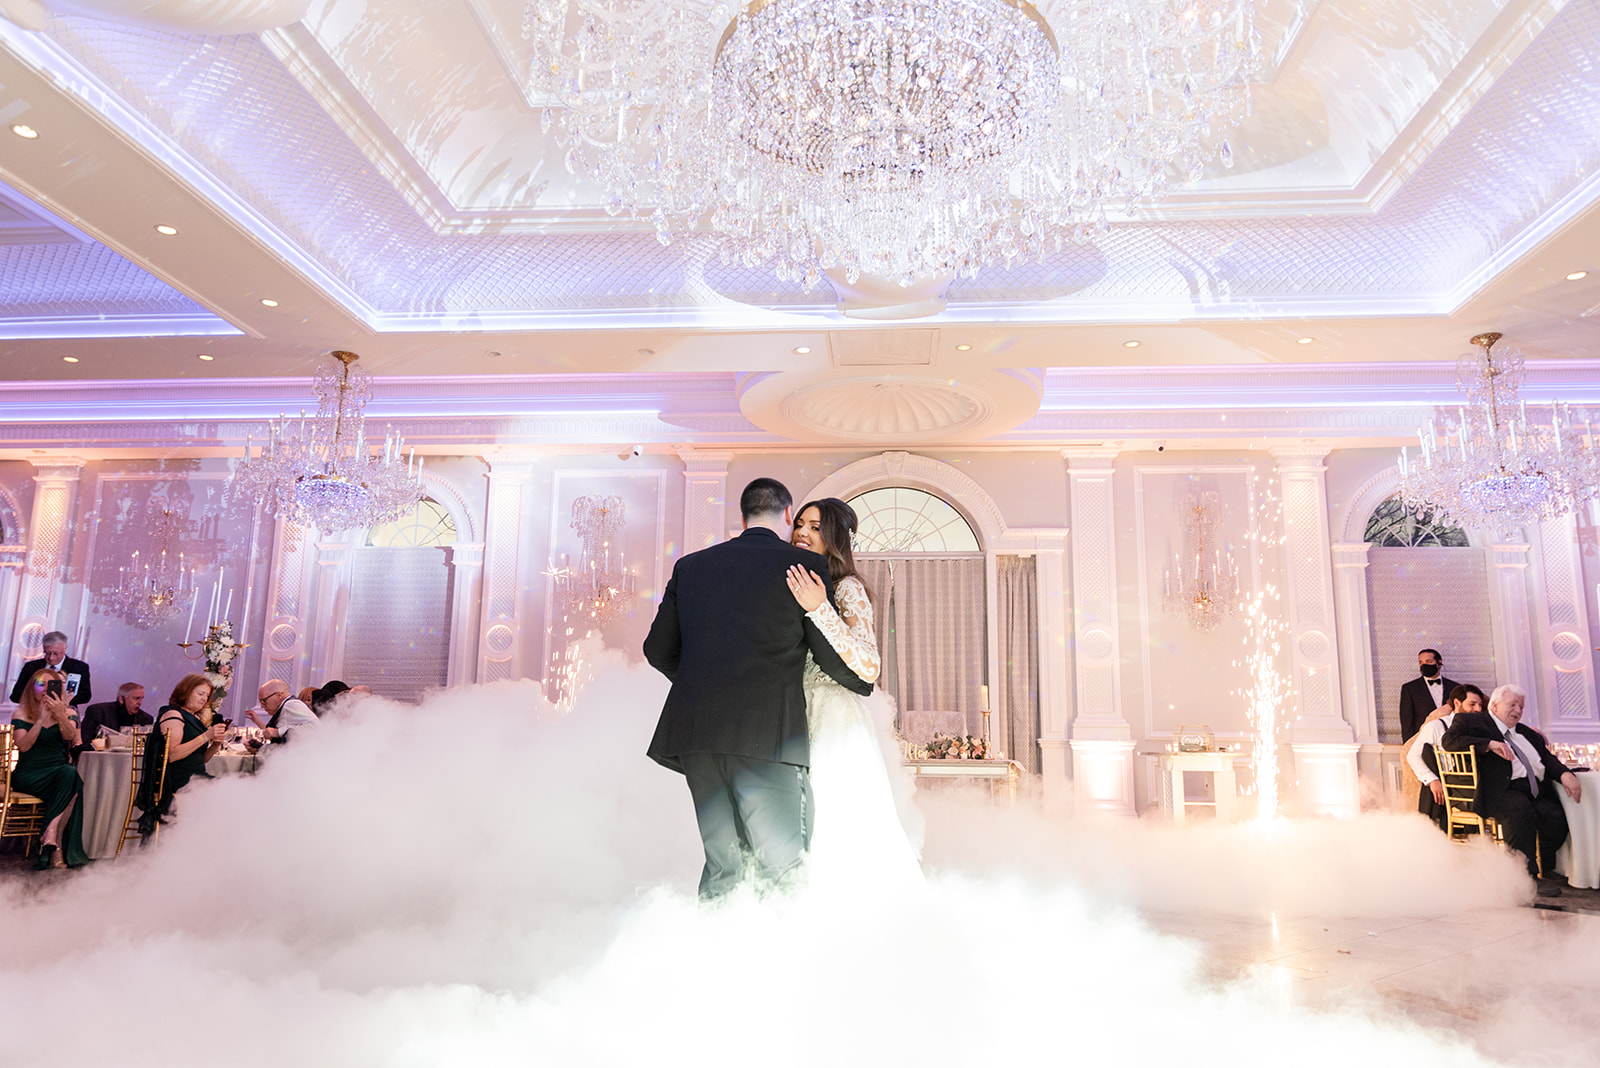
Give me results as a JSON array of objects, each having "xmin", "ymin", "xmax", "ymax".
[
  {"xmin": 856, "ymin": 556, "xmax": 986, "ymax": 742},
  {"xmin": 997, "ymin": 555, "xmax": 1040, "ymax": 773}
]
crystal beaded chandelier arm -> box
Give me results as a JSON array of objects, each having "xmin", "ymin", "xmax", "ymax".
[
  {"xmin": 230, "ymin": 351, "xmax": 426, "ymax": 536},
  {"xmin": 523, "ymin": 0, "xmax": 1260, "ymax": 285}
]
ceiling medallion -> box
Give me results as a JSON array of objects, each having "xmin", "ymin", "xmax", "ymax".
[
  {"xmin": 782, "ymin": 377, "xmax": 990, "ymax": 440},
  {"xmin": 523, "ymin": 0, "xmax": 1258, "ymax": 288},
  {"xmin": 1398, "ymin": 332, "xmax": 1600, "ymax": 531},
  {"xmin": 230, "ymin": 351, "xmax": 425, "ymax": 535}
]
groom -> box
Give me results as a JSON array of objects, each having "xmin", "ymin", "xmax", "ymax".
[{"xmin": 644, "ymin": 477, "xmax": 872, "ymax": 898}]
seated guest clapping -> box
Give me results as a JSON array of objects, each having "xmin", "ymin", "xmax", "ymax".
[
  {"xmin": 1407, "ymin": 683, "xmax": 1486, "ymax": 830},
  {"xmin": 134, "ymin": 674, "xmax": 225, "ymax": 834},
  {"xmin": 10, "ymin": 669, "xmax": 89, "ymax": 869},
  {"xmin": 1441, "ymin": 683, "xmax": 1583, "ymax": 895},
  {"xmin": 80, "ymin": 683, "xmax": 154, "ymax": 748},
  {"xmin": 250, "ymin": 680, "xmax": 317, "ymax": 744}
]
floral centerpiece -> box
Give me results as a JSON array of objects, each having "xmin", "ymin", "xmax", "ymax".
[
  {"xmin": 201, "ymin": 620, "xmax": 239, "ymax": 714},
  {"xmin": 910, "ymin": 733, "xmax": 990, "ymax": 760}
]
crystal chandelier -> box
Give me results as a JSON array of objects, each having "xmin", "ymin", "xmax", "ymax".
[
  {"xmin": 105, "ymin": 507, "xmax": 196, "ymax": 630},
  {"xmin": 1162, "ymin": 491, "xmax": 1241, "ymax": 630},
  {"xmin": 547, "ymin": 495, "xmax": 636, "ymax": 624},
  {"xmin": 522, "ymin": 0, "xmax": 1259, "ymax": 286},
  {"xmin": 1398, "ymin": 332, "xmax": 1600, "ymax": 531},
  {"xmin": 230, "ymin": 351, "xmax": 425, "ymax": 535}
]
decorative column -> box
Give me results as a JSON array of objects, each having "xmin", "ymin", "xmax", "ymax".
[
  {"xmin": 1329, "ymin": 542, "xmax": 1378, "ymax": 744},
  {"xmin": 1487, "ymin": 540, "xmax": 1538, "ymax": 716},
  {"xmin": 478, "ymin": 457, "xmax": 535, "ymax": 682},
  {"xmin": 1530, "ymin": 515, "xmax": 1599, "ymax": 734},
  {"xmin": 307, "ymin": 538, "xmax": 352, "ymax": 682},
  {"xmin": 9, "ymin": 459, "xmax": 85, "ymax": 691},
  {"xmin": 1033, "ymin": 537, "xmax": 1072, "ymax": 801},
  {"xmin": 257, "ymin": 518, "xmax": 314, "ymax": 693},
  {"xmin": 1271, "ymin": 448, "xmax": 1358, "ymax": 817},
  {"xmin": 443, "ymin": 542, "xmax": 484, "ymax": 687},
  {"xmin": 1062, "ymin": 448, "xmax": 1135, "ymax": 815},
  {"xmin": 678, "ymin": 449, "xmax": 735, "ymax": 551}
]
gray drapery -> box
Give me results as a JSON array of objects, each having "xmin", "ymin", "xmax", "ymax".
[
  {"xmin": 996, "ymin": 555, "xmax": 1040, "ymax": 773},
  {"xmin": 854, "ymin": 556, "xmax": 987, "ymax": 742}
]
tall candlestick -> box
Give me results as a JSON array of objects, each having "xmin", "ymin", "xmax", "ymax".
[
  {"xmin": 185, "ymin": 585, "xmax": 198, "ymax": 643},
  {"xmin": 223, "ymin": 588, "xmax": 233, "ymax": 624},
  {"xmin": 979, "ymin": 683, "xmax": 989, "ymax": 710}
]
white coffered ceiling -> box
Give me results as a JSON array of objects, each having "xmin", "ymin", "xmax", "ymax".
[{"xmin": 0, "ymin": 0, "xmax": 1598, "ymax": 447}]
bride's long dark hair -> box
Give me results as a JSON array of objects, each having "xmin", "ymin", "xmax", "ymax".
[{"xmin": 795, "ymin": 497, "xmax": 873, "ymax": 604}]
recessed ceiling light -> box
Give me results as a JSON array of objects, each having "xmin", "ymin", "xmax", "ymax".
[
  {"xmin": 11, "ymin": 124, "xmax": 38, "ymax": 139},
  {"xmin": 259, "ymin": 298, "xmax": 279, "ymax": 307},
  {"xmin": 1296, "ymin": 336, "xmax": 1314, "ymax": 345},
  {"xmin": 1567, "ymin": 271, "xmax": 1589, "ymax": 281},
  {"xmin": 793, "ymin": 345, "xmax": 811, "ymax": 354},
  {"xmin": 1122, "ymin": 340, "xmax": 1141, "ymax": 348},
  {"xmin": 955, "ymin": 343, "xmax": 972, "ymax": 351},
  {"xmin": 154, "ymin": 224, "xmax": 179, "ymax": 236},
  {"xmin": 197, "ymin": 353, "xmax": 214, "ymax": 361},
  {"xmin": 484, "ymin": 349, "xmax": 502, "ymax": 358},
  {"xmin": 638, "ymin": 347, "xmax": 654, "ymax": 356},
  {"xmin": 61, "ymin": 356, "xmax": 79, "ymax": 363}
]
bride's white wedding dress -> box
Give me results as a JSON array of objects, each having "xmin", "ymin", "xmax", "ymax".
[{"xmin": 802, "ymin": 575, "xmax": 924, "ymax": 889}]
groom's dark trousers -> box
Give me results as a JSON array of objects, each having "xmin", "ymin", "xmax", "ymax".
[{"xmin": 644, "ymin": 526, "xmax": 871, "ymax": 898}]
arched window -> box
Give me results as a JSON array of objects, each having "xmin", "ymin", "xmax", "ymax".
[
  {"xmin": 1363, "ymin": 495, "xmax": 1468, "ymax": 548},
  {"xmin": 846, "ymin": 487, "xmax": 981, "ymax": 552},
  {"xmin": 366, "ymin": 497, "xmax": 458, "ymax": 548}
]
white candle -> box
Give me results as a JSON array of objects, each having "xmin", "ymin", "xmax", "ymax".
[
  {"xmin": 223, "ymin": 588, "xmax": 233, "ymax": 624},
  {"xmin": 980, "ymin": 684, "xmax": 989, "ymax": 710},
  {"xmin": 185, "ymin": 585, "xmax": 198, "ymax": 643}
]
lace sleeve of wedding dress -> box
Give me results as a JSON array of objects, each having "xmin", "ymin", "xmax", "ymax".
[{"xmin": 806, "ymin": 576, "xmax": 881, "ymax": 683}]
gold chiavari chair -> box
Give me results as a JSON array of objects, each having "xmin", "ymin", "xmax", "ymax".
[
  {"xmin": 1436, "ymin": 747, "xmax": 1506, "ymax": 843},
  {"xmin": 0, "ymin": 725, "xmax": 46, "ymax": 859},
  {"xmin": 115, "ymin": 728, "xmax": 153, "ymax": 858}
]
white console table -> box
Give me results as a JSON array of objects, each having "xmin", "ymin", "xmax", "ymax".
[{"xmin": 1159, "ymin": 751, "xmax": 1239, "ymax": 822}]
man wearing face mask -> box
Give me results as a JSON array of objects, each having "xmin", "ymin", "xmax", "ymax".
[{"xmin": 1399, "ymin": 648, "xmax": 1459, "ymax": 743}]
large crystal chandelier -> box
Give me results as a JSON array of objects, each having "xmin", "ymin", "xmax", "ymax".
[
  {"xmin": 105, "ymin": 507, "xmax": 196, "ymax": 630},
  {"xmin": 1399, "ymin": 332, "xmax": 1600, "ymax": 531},
  {"xmin": 548, "ymin": 495, "xmax": 636, "ymax": 624},
  {"xmin": 523, "ymin": 0, "xmax": 1259, "ymax": 286},
  {"xmin": 230, "ymin": 351, "xmax": 425, "ymax": 535},
  {"xmin": 1162, "ymin": 491, "xmax": 1241, "ymax": 630}
]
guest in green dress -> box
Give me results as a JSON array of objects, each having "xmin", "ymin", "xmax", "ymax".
[
  {"xmin": 10, "ymin": 668, "xmax": 90, "ymax": 869},
  {"xmin": 136, "ymin": 673, "xmax": 225, "ymax": 834}
]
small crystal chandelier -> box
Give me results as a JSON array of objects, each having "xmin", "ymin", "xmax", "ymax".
[
  {"xmin": 1163, "ymin": 492, "xmax": 1241, "ymax": 630},
  {"xmin": 230, "ymin": 351, "xmax": 425, "ymax": 535},
  {"xmin": 523, "ymin": 0, "xmax": 1259, "ymax": 286},
  {"xmin": 105, "ymin": 507, "xmax": 196, "ymax": 630},
  {"xmin": 1398, "ymin": 332, "xmax": 1600, "ymax": 531},
  {"xmin": 547, "ymin": 495, "xmax": 635, "ymax": 624}
]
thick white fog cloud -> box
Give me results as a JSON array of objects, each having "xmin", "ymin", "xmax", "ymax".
[{"xmin": 0, "ymin": 648, "xmax": 1584, "ymax": 1067}]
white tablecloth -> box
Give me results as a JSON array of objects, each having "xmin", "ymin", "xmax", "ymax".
[
  {"xmin": 79, "ymin": 748, "xmax": 136, "ymax": 860},
  {"xmin": 1555, "ymin": 770, "xmax": 1598, "ymax": 890}
]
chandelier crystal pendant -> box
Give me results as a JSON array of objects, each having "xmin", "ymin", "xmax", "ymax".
[
  {"xmin": 523, "ymin": 0, "xmax": 1260, "ymax": 285},
  {"xmin": 230, "ymin": 351, "xmax": 425, "ymax": 535},
  {"xmin": 1398, "ymin": 332, "xmax": 1600, "ymax": 531},
  {"xmin": 1162, "ymin": 492, "xmax": 1241, "ymax": 630},
  {"xmin": 547, "ymin": 495, "xmax": 636, "ymax": 625},
  {"xmin": 105, "ymin": 507, "xmax": 196, "ymax": 631}
]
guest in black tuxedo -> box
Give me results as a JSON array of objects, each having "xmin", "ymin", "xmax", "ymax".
[
  {"xmin": 1398, "ymin": 648, "xmax": 1458, "ymax": 742},
  {"xmin": 79, "ymin": 683, "xmax": 154, "ymax": 747},
  {"xmin": 9, "ymin": 630, "xmax": 91, "ymax": 709},
  {"xmin": 644, "ymin": 477, "xmax": 871, "ymax": 899},
  {"xmin": 1441, "ymin": 683, "xmax": 1583, "ymax": 895}
]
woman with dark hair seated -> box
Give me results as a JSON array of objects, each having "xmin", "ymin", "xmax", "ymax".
[
  {"xmin": 135, "ymin": 674, "xmax": 225, "ymax": 834},
  {"xmin": 10, "ymin": 668, "xmax": 90, "ymax": 869}
]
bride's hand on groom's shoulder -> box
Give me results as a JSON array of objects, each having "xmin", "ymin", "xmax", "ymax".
[{"xmin": 786, "ymin": 565, "xmax": 828, "ymax": 612}]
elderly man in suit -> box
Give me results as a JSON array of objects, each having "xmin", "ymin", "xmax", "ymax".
[
  {"xmin": 1442, "ymin": 683, "xmax": 1582, "ymax": 895},
  {"xmin": 79, "ymin": 683, "xmax": 154, "ymax": 747},
  {"xmin": 1398, "ymin": 648, "xmax": 1459, "ymax": 743},
  {"xmin": 9, "ymin": 630, "xmax": 92, "ymax": 709}
]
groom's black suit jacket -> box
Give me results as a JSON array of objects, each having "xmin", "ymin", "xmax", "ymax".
[
  {"xmin": 644, "ymin": 526, "xmax": 872, "ymax": 774},
  {"xmin": 1439, "ymin": 709, "xmax": 1571, "ymax": 816}
]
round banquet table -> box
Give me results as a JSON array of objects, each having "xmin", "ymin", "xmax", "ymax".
[
  {"xmin": 1555, "ymin": 770, "xmax": 1598, "ymax": 890},
  {"xmin": 77, "ymin": 745, "xmax": 260, "ymax": 860}
]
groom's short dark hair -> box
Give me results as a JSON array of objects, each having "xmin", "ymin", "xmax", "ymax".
[{"xmin": 740, "ymin": 478, "xmax": 792, "ymax": 521}]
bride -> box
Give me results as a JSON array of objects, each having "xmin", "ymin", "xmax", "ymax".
[{"xmin": 785, "ymin": 497, "xmax": 923, "ymax": 889}]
